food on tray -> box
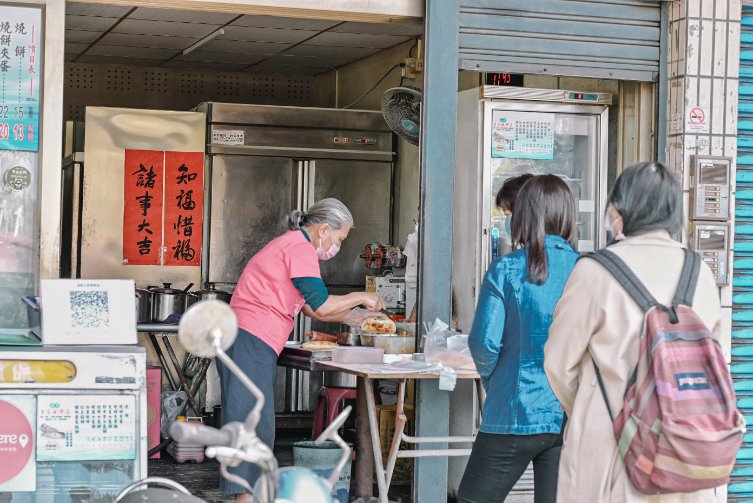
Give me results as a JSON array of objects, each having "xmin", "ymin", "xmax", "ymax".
[
  {"xmin": 301, "ymin": 340, "xmax": 339, "ymax": 350},
  {"xmin": 304, "ymin": 331, "xmax": 338, "ymax": 343},
  {"xmin": 360, "ymin": 317, "xmax": 397, "ymax": 334}
]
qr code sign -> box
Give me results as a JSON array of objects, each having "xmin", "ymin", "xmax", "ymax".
[{"xmin": 69, "ymin": 290, "xmax": 110, "ymax": 328}]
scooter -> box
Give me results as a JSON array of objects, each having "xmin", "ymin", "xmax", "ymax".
[{"xmin": 115, "ymin": 300, "xmax": 353, "ymax": 503}]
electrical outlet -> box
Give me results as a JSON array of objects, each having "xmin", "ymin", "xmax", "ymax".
[{"xmin": 401, "ymin": 57, "xmax": 423, "ymax": 80}]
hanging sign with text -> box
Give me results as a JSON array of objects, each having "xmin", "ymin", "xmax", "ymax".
[
  {"xmin": 123, "ymin": 150, "xmax": 203, "ymax": 266},
  {"xmin": 164, "ymin": 151, "xmax": 203, "ymax": 266},
  {"xmin": 123, "ymin": 150, "xmax": 164, "ymax": 265},
  {"xmin": 0, "ymin": 6, "xmax": 42, "ymax": 151}
]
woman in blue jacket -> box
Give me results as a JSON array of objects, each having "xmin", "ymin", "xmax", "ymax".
[{"xmin": 458, "ymin": 174, "xmax": 579, "ymax": 503}]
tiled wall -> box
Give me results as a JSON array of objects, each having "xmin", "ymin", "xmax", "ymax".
[{"xmin": 666, "ymin": 0, "xmax": 741, "ymax": 361}]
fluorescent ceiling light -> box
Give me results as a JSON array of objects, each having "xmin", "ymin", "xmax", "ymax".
[{"xmin": 183, "ymin": 28, "xmax": 225, "ymax": 56}]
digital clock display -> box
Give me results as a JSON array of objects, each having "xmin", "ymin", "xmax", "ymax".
[{"xmin": 485, "ymin": 73, "xmax": 524, "ymax": 87}]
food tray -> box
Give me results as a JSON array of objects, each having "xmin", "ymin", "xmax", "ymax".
[{"xmin": 282, "ymin": 345, "xmax": 336, "ymax": 359}]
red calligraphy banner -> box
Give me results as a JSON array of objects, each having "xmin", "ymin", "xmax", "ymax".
[
  {"xmin": 123, "ymin": 150, "xmax": 164, "ymax": 265},
  {"xmin": 163, "ymin": 151, "xmax": 204, "ymax": 266}
]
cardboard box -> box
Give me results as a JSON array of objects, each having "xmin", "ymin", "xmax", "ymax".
[
  {"xmin": 146, "ymin": 366, "xmax": 161, "ymax": 459},
  {"xmin": 40, "ymin": 279, "xmax": 137, "ymax": 345},
  {"xmin": 375, "ymin": 404, "xmax": 414, "ymax": 485}
]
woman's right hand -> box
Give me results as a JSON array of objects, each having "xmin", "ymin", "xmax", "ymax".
[{"xmin": 360, "ymin": 292, "xmax": 386, "ymax": 312}]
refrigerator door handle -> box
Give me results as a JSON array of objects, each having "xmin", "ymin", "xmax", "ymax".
[{"xmin": 307, "ymin": 160, "xmax": 316, "ymax": 208}]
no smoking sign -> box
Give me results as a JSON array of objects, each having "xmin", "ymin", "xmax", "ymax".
[{"xmin": 686, "ymin": 105, "xmax": 709, "ymax": 133}]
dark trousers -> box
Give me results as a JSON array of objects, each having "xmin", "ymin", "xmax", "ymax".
[
  {"xmin": 457, "ymin": 432, "xmax": 562, "ymax": 503},
  {"xmin": 216, "ymin": 328, "xmax": 278, "ymax": 494}
]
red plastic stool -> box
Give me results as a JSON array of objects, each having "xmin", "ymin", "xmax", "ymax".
[{"xmin": 311, "ymin": 386, "xmax": 357, "ymax": 439}]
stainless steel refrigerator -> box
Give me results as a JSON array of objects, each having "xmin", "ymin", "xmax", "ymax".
[
  {"xmin": 195, "ymin": 103, "xmax": 395, "ymax": 412},
  {"xmin": 453, "ymin": 86, "xmax": 612, "ymax": 334}
]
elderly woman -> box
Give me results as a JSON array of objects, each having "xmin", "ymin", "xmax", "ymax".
[
  {"xmin": 220, "ymin": 198, "xmax": 384, "ymax": 501},
  {"xmin": 544, "ymin": 162, "xmax": 723, "ymax": 502}
]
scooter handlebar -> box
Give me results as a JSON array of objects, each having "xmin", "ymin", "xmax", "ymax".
[{"xmin": 170, "ymin": 421, "xmax": 233, "ymax": 448}]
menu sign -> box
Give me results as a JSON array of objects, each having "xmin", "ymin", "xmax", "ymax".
[
  {"xmin": 123, "ymin": 150, "xmax": 164, "ymax": 265},
  {"xmin": 164, "ymin": 151, "xmax": 203, "ymax": 266},
  {"xmin": 0, "ymin": 396, "xmax": 35, "ymax": 492},
  {"xmin": 491, "ymin": 111, "xmax": 554, "ymax": 160},
  {"xmin": 0, "ymin": 6, "xmax": 41, "ymax": 152},
  {"xmin": 122, "ymin": 149, "xmax": 203, "ymax": 266},
  {"xmin": 37, "ymin": 395, "xmax": 136, "ymax": 461}
]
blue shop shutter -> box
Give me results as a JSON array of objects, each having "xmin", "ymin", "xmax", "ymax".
[
  {"xmin": 458, "ymin": 0, "xmax": 661, "ymax": 82},
  {"xmin": 732, "ymin": 6, "xmax": 753, "ymax": 500}
]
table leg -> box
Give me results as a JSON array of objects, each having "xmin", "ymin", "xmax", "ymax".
[
  {"xmin": 364, "ymin": 378, "xmax": 389, "ymax": 503},
  {"xmin": 385, "ymin": 379, "xmax": 407, "ymax": 488},
  {"xmin": 353, "ymin": 377, "xmax": 374, "ymax": 499},
  {"xmin": 161, "ymin": 334, "xmax": 201, "ymax": 415},
  {"xmin": 148, "ymin": 333, "xmax": 178, "ymax": 391}
]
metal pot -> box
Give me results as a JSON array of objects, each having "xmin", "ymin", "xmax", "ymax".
[
  {"xmin": 149, "ymin": 282, "xmax": 192, "ymax": 323},
  {"xmin": 323, "ymin": 371, "xmax": 357, "ymax": 388},
  {"xmin": 135, "ymin": 288, "xmax": 151, "ymax": 323},
  {"xmin": 190, "ymin": 283, "xmax": 232, "ymax": 304}
]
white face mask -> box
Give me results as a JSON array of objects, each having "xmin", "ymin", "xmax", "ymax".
[{"xmin": 316, "ymin": 228, "xmax": 340, "ymax": 260}]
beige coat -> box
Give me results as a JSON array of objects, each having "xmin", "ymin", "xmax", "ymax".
[{"xmin": 544, "ymin": 231, "xmax": 723, "ymax": 503}]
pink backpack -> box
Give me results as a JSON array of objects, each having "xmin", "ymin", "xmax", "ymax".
[{"xmin": 587, "ymin": 249, "xmax": 745, "ymax": 494}]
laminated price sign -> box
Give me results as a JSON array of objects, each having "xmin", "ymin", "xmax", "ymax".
[{"xmin": 0, "ymin": 6, "xmax": 42, "ymax": 152}]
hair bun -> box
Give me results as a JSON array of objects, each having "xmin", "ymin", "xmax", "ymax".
[{"xmin": 287, "ymin": 209, "xmax": 306, "ymax": 230}]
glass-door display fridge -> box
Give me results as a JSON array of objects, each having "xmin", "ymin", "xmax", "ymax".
[{"xmin": 453, "ymin": 86, "xmax": 611, "ymax": 334}]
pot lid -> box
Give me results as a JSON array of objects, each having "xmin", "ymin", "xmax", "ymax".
[
  {"xmin": 192, "ymin": 283, "xmax": 231, "ymax": 296},
  {"xmin": 149, "ymin": 282, "xmax": 184, "ymax": 295}
]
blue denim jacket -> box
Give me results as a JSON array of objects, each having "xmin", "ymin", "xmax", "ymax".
[{"xmin": 469, "ymin": 235, "xmax": 578, "ymax": 435}]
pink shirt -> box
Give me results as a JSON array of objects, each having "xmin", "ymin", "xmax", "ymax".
[{"xmin": 230, "ymin": 230, "xmax": 321, "ymax": 355}]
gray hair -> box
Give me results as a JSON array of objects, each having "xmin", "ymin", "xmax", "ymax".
[
  {"xmin": 287, "ymin": 198, "xmax": 354, "ymax": 231},
  {"xmin": 607, "ymin": 161, "xmax": 683, "ymax": 237}
]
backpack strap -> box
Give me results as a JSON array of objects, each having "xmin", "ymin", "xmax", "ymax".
[
  {"xmin": 581, "ymin": 249, "xmax": 659, "ymax": 313},
  {"xmin": 672, "ymin": 248, "xmax": 701, "ymax": 308}
]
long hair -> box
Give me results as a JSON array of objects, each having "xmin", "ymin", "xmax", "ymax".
[{"xmin": 511, "ymin": 175, "xmax": 577, "ymax": 285}]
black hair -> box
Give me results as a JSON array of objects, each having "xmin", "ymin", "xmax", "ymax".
[
  {"xmin": 511, "ymin": 175, "xmax": 577, "ymax": 285},
  {"xmin": 495, "ymin": 173, "xmax": 535, "ymax": 212},
  {"xmin": 607, "ymin": 161, "xmax": 683, "ymax": 237}
]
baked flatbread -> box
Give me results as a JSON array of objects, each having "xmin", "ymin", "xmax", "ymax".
[
  {"xmin": 360, "ymin": 317, "xmax": 396, "ymax": 334},
  {"xmin": 301, "ymin": 340, "xmax": 338, "ymax": 350}
]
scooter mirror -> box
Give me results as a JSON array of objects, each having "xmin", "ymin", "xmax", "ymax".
[{"xmin": 178, "ymin": 300, "xmax": 238, "ymax": 358}]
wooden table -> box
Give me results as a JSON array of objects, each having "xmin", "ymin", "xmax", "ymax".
[{"xmin": 317, "ymin": 361, "xmax": 481, "ymax": 503}]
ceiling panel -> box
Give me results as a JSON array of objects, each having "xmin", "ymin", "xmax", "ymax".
[
  {"xmin": 86, "ymin": 45, "xmax": 168, "ymax": 60},
  {"xmin": 161, "ymin": 60, "xmax": 248, "ymax": 72},
  {"xmin": 76, "ymin": 54, "xmax": 163, "ymax": 66},
  {"xmin": 99, "ymin": 33, "xmax": 199, "ymax": 50},
  {"xmin": 66, "ymin": 15, "xmax": 119, "ymax": 32},
  {"xmin": 114, "ymin": 19, "xmax": 221, "ymax": 38},
  {"xmin": 199, "ymin": 39, "xmax": 290, "ymax": 55},
  {"xmin": 332, "ymin": 22, "xmax": 423, "ymax": 37},
  {"xmin": 234, "ymin": 15, "xmax": 339, "ymax": 31},
  {"xmin": 259, "ymin": 54, "xmax": 354, "ymax": 69},
  {"xmin": 130, "ymin": 7, "xmax": 237, "ymax": 25},
  {"xmin": 65, "ymin": 42, "xmax": 89, "ymax": 55},
  {"xmin": 65, "ymin": 30, "xmax": 102, "ymax": 44},
  {"xmin": 65, "ymin": 3, "xmax": 132, "ymax": 17},
  {"xmin": 177, "ymin": 51, "xmax": 267, "ymax": 65},
  {"xmin": 222, "ymin": 25, "xmax": 317, "ymax": 44},
  {"xmin": 249, "ymin": 65, "xmax": 329, "ymax": 76},
  {"xmin": 285, "ymin": 44, "xmax": 380, "ymax": 59},
  {"xmin": 306, "ymin": 32, "xmax": 411, "ymax": 49}
]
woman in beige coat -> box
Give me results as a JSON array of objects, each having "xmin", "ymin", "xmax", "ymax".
[{"xmin": 544, "ymin": 162, "xmax": 724, "ymax": 503}]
